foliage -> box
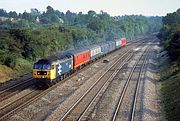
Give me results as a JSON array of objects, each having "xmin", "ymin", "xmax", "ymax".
[
  {"xmin": 0, "ymin": 6, "xmax": 162, "ymax": 70},
  {"xmin": 0, "ymin": 65, "xmax": 15, "ymax": 83},
  {"xmin": 4, "ymin": 54, "xmax": 16, "ymax": 68},
  {"xmin": 14, "ymin": 58, "xmax": 32, "ymax": 76},
  {"xmin": 158, "ymin": 8, "xmax": 180, "ymax": 64},
  {"xmin": 158, "ymin": 8, "xmax": 180, "ymax": 121},
  {"xmin": 0, "ymin": 7, "xmax": 162, "ymax": 38},
  {"xmin": 161, "ymin": 64, "xmax": 180, "ymax": 121}
]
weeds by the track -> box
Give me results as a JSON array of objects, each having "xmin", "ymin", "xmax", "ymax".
[{"xmin": 161, "ymin": 64, "xmax": 180, "ymax": 121}]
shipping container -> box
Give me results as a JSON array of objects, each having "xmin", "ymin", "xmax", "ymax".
[
  {"xmin": 100, "ymin": 43, "xmax": 109, "ymax": 55},
  {"xmin": 115, "ymin": 39, "xmax": 121, "ymax": 48},
  {"xmin": 88, "ymin": 45, "xmax": 101, "ymax": 60},
  {"xmin": 107, "ymin": 41, "xmax": 116, "ymax": 52},
  {"xmin": 68, "ymin": 48, "xmax": 90, "ymax": 69}
]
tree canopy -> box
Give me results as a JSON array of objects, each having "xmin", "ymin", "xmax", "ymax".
[
  {"xmin": 0, "ymin": 6, "xmax": 162, "ymax": 68},
  {"xmin": 158, "ymin": 8, "xmax": 180, "ymax": 64}
]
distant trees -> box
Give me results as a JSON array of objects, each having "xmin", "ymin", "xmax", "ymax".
[
  {"xmin": 8, "ymin": 11, "xmax": 18, "ymax": 18},
  {"xmin": 0, "ymin": 6, "xmax": 163, "ymax": 69},
  {"xmin": 0, "ymin": 9, "xmax": 8, "ymax": 17},
  {"xmin": 40, "ymin": 6, "xmax": 63, "ymax": 24},
  {"xmin": 0, "ymin": 7, "xmax": 162, "ymax": 37}
]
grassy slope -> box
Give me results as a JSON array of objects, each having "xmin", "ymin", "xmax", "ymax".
[
  {"xmin": 0, "ymin": 58, "xmax": 32, "ymax": 83},
  {"xmin": 14, "ymin": 58, "xmax": 32, "ymax": 76},
  {"xmin": 0, "ymin": 65, "xmax": 15, "ymax": 83},
  {"xmin": 161, "ymin": 65, "xmax": 180, "ymax": 121}
]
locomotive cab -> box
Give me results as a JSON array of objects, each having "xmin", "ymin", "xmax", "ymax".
[
  {"xmin": 33, "ymin": 59, "xmax": 56, "ymax": 86},
  {"xmin": 32, "ymin": 51, "xmax": 73, "ymax": 87}
]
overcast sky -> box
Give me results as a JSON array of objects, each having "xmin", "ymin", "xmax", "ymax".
[{"xmin": 0, "ymin": 0, "xmax": 180, "ymax": 16}]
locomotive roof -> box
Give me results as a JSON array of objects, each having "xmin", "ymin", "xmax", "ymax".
[
  {"xmin": 37, "ymin": 51, "xmax": 72, "ymax": 63},
  {"xmin": 68, "ymin": 47, "xmax": 89, "ymax": 55}
]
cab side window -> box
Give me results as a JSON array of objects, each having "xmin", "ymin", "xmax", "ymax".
[{"xmin": 52, "ymin": 65, "xmax": 55, "ymax": 69}]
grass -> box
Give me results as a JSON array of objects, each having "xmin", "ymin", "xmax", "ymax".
[
  {"xmin": 0, "ymin": 58, "xmax": 33, "ymax": 83},
  {"xmin": 0, "ymin": 65, "xmax": 15, "ymax": 83},
  {"xmin": 161, "ymin": 64, "xmax": 180, "ymax": 121},
  {"xmin": 14, "ymin": 58, "xmax": 33, "ymax": 76}
]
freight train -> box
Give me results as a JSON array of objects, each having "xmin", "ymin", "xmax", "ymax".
[{"xmin": 33, "ymin": 38, "xmax": 126, "ymax": 87}]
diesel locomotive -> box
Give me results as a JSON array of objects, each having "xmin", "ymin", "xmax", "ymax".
[{"xmin": 33, "ymin": 38, "xmax": 126, "ymax": 87}]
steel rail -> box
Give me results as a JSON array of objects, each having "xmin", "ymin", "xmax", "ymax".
[
  {"xmin": 58, "ymin": 43, "xmax": 144, "ymax": 121},
  {"xmin": 129, "ymin": 45, "xmax": 150, "ymax": 121},
  {"xmin": 112, "ymin": 45, "xmax": 151, "ymax": 121}
]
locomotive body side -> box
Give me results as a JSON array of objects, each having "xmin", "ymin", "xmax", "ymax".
[{"xmin": 55, "ymin": 56, "xmax": 73, "ymax": 79}]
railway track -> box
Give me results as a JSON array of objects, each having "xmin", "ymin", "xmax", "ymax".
[
  {"xmin": 112, "ymin": 44, "xmax": 151, "ymax": 121},
  {"xmin": 0, "ymin": 86, "xmax": 41, "ymax": 120},
  {"xmin": 0, "ymin": 39, "xmax": 142, "ymax": 102},
  {"xmin": 0, "ymin": 78, "xmax": 34, "ymax": 102},
  {"xmin": 129, "ymin": 49, "xmax": 150, "ymax": 121},
  {"xmin": 0, "ymin": 39, "xmax": 147, "ymax": 121},
  {"xmin": 55, "ymin": 42, "xmax": 152, "ymax": 121},
  {"xmin": 57, "ymin": 43, "xmax": 146, "ymax": 121},
  {"xmin": 0, "ymin": 74, "xmax": 32, "ymax": 92}
]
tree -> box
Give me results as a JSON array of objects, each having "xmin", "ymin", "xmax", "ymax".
[
  {"xmin": 18, "ymin": 19, "xmax": 30, "ymax": 28},
  {"xmin": 158, "ymin": 8, "xmax": 180, "ymax": 64},
  {"xmin": 30, "ymin": 8, "xmax": 40, "ymax": 16},
  {"xmin": 22, "ymin": 11, "xmax": 35, "ymax": 22},
  {"xmin": 0, "ymin": 9, "xmax": 8, "ymax": 17},
  {"xmin": 46, "ymin": 6, "xmax": 54, "ymax": 14},
  {"xmin": 87, "ymin": 19, "xmax": 104, "ymax": 33},
  {"xmin": 88, "ymin": 10, "xmax": 96, "ymax": 17},
  {"xmin": 4, "ymin": 54, "xmax": 16, "ymax": 68},
  {"xmin": 65, "ymin": 10, "xmax": 77, "ymax": 25},
  {"xmin": 8, "ymin": 11, "xmax": 18, "ymax": 18},
  {"xmin": 167, "ymin": 26, "xmax": 180, "ymax": 62}
]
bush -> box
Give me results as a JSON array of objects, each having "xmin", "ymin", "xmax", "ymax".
[
  {"xmin": 0, "ymin": 50, "xmax": 5, "ymax": 64},
  {"xmin": 4, "ymin": 55, "xmax": 16, "ymax": 68},
  {"xmin": 161, "ymin": 65, "xmax": 180, "ymax": 121}
]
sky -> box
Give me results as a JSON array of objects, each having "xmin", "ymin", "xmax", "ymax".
[{"xmin": 0, "ymin": 0, "xmax": 180, "ymax": 16}]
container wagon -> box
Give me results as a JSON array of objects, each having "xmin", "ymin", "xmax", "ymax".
[
  {"xmin": 68, "ymin": 48, "xmax": 90, "ymax": 69},
  {"xmin": 121, "ymin": 38, "xmax": 126, "ymax": 46},
  {"xmin": 99, "ymin": 43, "xmax": 109, "ymax": 55},
  {"xmin": 115, "ymin": 39, "xmax": 121, "ymax": 48},
  {"xmin": 88, "ymin": 45, "xmax": 101, "ymax": 61},
  {"xmin": 107, "ymin": 41, "xmax": 116, "ymax": 52}
]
